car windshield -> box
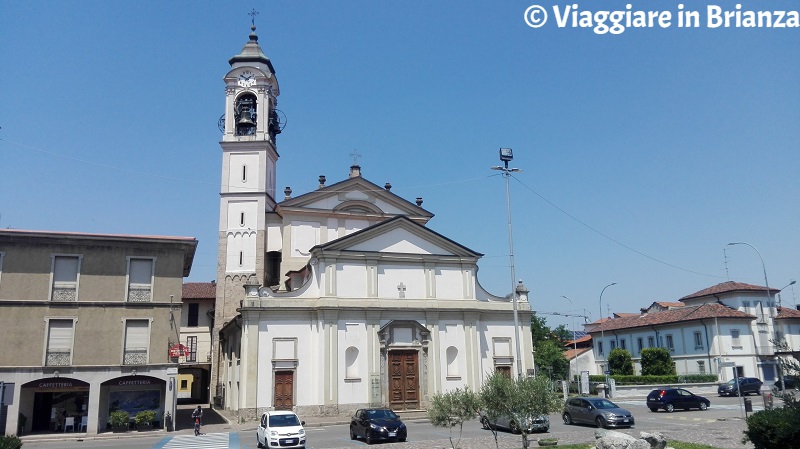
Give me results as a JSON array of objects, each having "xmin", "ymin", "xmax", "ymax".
[
  {"xmin": 269, "ymin": 414, "xmax": 301, "ymax": 427},
  {"xmin": 367, "ymin": 409, "xmax": 398, "ymax": 420},
  {"xmin": 591, "ymin": 399, "xmax": 619, "ymax": 409},
  {"xmin": 725, "ymin": 379, "xmax": 738, "ymax": 385}
]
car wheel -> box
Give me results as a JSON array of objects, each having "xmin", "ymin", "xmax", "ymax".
[
  {"xmin": 366, "ymin": 432, "xmax": 373, "ymax": 445},
  {"xmin": 700, "ymin": 402, "xmax": 708, "ymax": 411},
  {"xmin": 562, "ymin": 413, "xmax": 572, "ymax": 425},
  {"xmin": 510, "ymin": 420, "xmax": 521, "ymax": 434},
  {"xmin": 595, "ymin": 417, "xmax": 606, "ymax": 429},
  {"xmin": 481, "ymin": 417, "xmax": 491, "ymax": 430},
  {"xmin": 398, "ymin": 437, "xmax": 407, "ymax": 442},
  {"xmin": 665, "ymin": 403, "xmax": 675, "ymax": 413},
  {"xmin": 256, "ymin": 433, "xmax": 263, "ymax": 448},
  {"xmin": 349, "ymin": 426, "xmax": 357, "ymax": 440},
  {"xmin": 649, "ymin": 407, "xmax": 658, "ymax": 412}
]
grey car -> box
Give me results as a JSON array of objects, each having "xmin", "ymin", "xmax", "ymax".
[
  {"xmin": 562, "ymin": 397, "xmax": 634, "ymax": 428},
  {"xmin": 479, "ymin": 411, "xmax": 549, "ymax": 434}
]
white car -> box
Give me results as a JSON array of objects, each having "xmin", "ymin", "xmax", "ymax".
[{"xmin": 256, "ymin": 410, "xmax": 306, "ymax": 449}]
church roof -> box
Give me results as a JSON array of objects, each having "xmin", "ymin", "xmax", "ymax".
[
  {"xmin": 680, "ymin": 281, "xmax": 778, "ymax": 301},
  {"xmin": 228, "ymin": 24, "xmax": 275, "ymax": 74}
]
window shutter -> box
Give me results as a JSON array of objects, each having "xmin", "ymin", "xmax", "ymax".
[
  {"xmin": 53, "ymin": 256, "xmax": 79, "ymax": 283},
  {"xmin": 129, "ymin": 259, "xmax": 153, "ymax": 285},
  {"xmin": 47, "ymin": 320, "xmax": 74, "ymax": 350},
  {"xmin": 125, "ymin": 320, "xmax": 149, "ymax": 350}
]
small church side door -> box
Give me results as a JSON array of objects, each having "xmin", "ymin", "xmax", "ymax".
[
  {"xmin": 389, "ymin": 350, "xmax": 419, "ymax": 410},
  {"xmin": 273, "ymin": 371, "xmax": 294, "ymax": 410}
]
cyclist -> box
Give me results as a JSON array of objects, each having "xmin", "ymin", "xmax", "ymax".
[{"xmin": 191, "ymin": 406, "xmax": 203, "ymax": 436}]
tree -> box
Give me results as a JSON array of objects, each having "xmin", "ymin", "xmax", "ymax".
[
  {"xmin": 480, "ymin": 372, "xmax": 562, "ymax": 449},
  {"xmin": 608, "ymin": 348, "xmax": 634, "ymax": 375},
  {"xmin": 640, "ymin": 347, "xmax": 675, "ymax": 375},
  {"xmin": 530, "ymin": 315, "xmax": 570, "ymax": 379},
  {"xmin": 427, "ymin": 387, "xmax": 481, "ymax": 449}
]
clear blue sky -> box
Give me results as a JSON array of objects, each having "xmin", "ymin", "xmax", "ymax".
[{"xmin": 1, "ymin": 1, "xmax": 798, "ymax": 329}]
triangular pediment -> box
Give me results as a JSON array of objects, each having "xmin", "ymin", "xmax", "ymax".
[
  {"xmin": 312, "ymin": 216, "xmax": 481, "ymax": 259},
  {"xmin": 278, "ymin": 176, "xmax": 433, "ymax": 221}
]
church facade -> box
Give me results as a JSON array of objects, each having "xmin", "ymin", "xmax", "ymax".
[{"xmin": 212, "ymin": 23, "xmax": 534, "ymax": 419}]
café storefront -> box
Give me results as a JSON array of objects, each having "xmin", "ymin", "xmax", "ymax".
[{"xmin": 21, "ymin": 377, "xmax": 90, "ymax": 433}]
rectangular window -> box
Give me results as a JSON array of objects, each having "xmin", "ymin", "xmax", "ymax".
[
  {"xmin": 637, "ymin": 338, "xmax": 643, "ymax": 353},
  {"xmin": 731, "ymin": 329, "xmax": 741, "ymax": 347},
  {"xmin": 694, "ymin": 331, "xmax": 704, "ymax": 348},
  {"xmin": 187, "ymin": 336, "xmax": 197, "ymax": 362},
  {"xmin": 666, "ymin": 335, "xmax": 674, "ymax": 351},
  {"xmin": 620, "ymin": 339, "xmax": 626, "ymax": 350},
  {"xmin": 742, "ymin": 301, "xmax": 751, "ymax": 308},
  {"xmin": 242, "ymin": 165, "xmax": 247, "ymax": 182},
  {"xmin": 0, "ymin": 251, "xmax": 4, "ymax": 285},
  {"xmin": 698, "ymin": 361, "xmax": 706, "ymax": 374},
  {"xmin": 597, "ymin": 341, "xmax": 604, "ymax": 355},
  {"xmin": 45, "ymin": 319, "xmax": 74, "ymax": 366},
  {"xmin": 127, "ymin": 258, "xmax": 154, "ymax": 302},
  {"xmin": 123, "ymin": 319, "xmax": 149, "ymax": 364},
  {"xmin": 240, "ymin": 212, "xmax": 245, "ymax": 227},
  {"xmin": 188, "ymin": 303, "xmax": 199, "ymax": 327},
  {"xmin": 648, "ymin": 336, "xmax": 655, "ymax": 348},
  {"xmin": 51, "ymin": 255, "xmax": 80, "ymax": 302},
  {"xmin": 610, "ymin": 340, "xmax": 616, "ymax": 351}
]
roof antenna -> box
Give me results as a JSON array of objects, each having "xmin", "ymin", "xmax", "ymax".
[{"xmin": 723, "ymin": 248, "xmax": 730, "ymax": 280}]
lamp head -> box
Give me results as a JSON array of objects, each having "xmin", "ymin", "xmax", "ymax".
[{"xmin": 499, "ymin": 147, "xmax": 513, "ymax": 162}]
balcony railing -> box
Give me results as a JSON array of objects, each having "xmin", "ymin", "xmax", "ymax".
[
  {"xmin": 45, "ymin": 349, "xmax": 72, "ymax": 366},
  {"xmin": 51, "ymin": 285, "xmax": 77, "ymax": 302},
  {"xmin": 123, "ymin": 348, "xmax": 148, "ymax": 365},
  {"xmin": 127, "ymin": 285, "xmax": 152, "ymax": 302}
]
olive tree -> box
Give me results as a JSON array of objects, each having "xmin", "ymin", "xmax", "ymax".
[
  {"xmin": 479, "ymin": 372, "xmax": 562, "ymax": 449},
  {"xmin": 427, "ymin": 387, "xmax": 481, "ymax": 449}
]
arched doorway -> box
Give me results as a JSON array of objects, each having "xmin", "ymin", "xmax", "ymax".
[{"xmin": 21, "ymin": 377, "xmax": 90, "ymax": 433}]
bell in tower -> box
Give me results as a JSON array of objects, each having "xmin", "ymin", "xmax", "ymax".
[{"xmin": 235, "ymin": 94, "xmax": 257, "ymax": 136}]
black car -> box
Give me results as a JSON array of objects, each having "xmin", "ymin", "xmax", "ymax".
[
  {"xmin": 717, "ymin": 377, "xmax": 763, "ymax": 396},
  {"xmin": 349, "ymin": 408, "xmax": 407, "ymax": 444},
  {"xmin": 772, "ymin": 375, "xmax": 800, "ymax": 392},
  {"xmin": 646, "ymin": 388, "xmax": 710, "ymax": 412}
]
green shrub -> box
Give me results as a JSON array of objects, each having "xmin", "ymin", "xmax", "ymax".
[
  {"xmin": 640, "ymin": 348, "xmax": 675, "ymax": 375},
  {"xmin": 134, "ymin": 410, "xmax": 156, "ymax": 426},
  {"xmin": 588, "ymin": 374, "xmax": 718, "ymax": 385},
  {"xmin": 0, "ymin": 435, "xmax": 23, "ymax": 449},
  {"xmin": 109, "ymin": 410, "xmax": 130, "ymax": 428},
  {"xmin": 742, "ymin": 407, "xmax": 800, "ymax": 448}
]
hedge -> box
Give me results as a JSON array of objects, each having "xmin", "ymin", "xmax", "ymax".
[{"xmin": 588, "ymin": 374, "xmax": 718, "ymax": 385}]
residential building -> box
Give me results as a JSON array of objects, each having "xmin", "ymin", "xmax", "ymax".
[
  {"xmin": 212, "ymin": 23, "xmax": 535, "ymax": 420},
  {"xmin": 589, "ymin": 281, "xmax": 796, "ymax": 383},
  {"xmin": 0, "ymin": 229, "xmax": 197, "ymax": 436},
  {"xmin": 178, "ymin": 282, "xmax": 215, "ymax": 404}
]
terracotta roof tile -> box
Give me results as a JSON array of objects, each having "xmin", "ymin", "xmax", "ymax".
[
  {"xmin": 565, "ymin": 335, "xmax": 592, "ymax": 345},
  {"xmin": 656, "ymin": 301, "xmax": 685, "ymax": 308},
  {"xmin": 777, "ymin": 306, "xmax": 800, "ymax": 320},
  {"xmin": 680, "ymin": 281, "xmax": 777, "ymax": 301},
  {"xmin": 614, "ymin": 312, "xmax": 640, "ymax": 318},
  {"xmin": 563, "ymin": 346, "xmax": 593, "ymax": 360},
  {"xmin": 590, "ymin": 303, "xmax": 755, "ymax": 333},
  {"xmin": 183, "ymin": 282, "xmax": 216, "ymax": 299}
]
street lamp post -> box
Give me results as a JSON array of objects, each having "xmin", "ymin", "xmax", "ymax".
[
  {"xmin": 561, "ymin": 296, "xmax": 578, "ymax": 388},
  {"xmin": 491, "ymin": 148, "xmax": 524, "ymax": 378},
  {"xmin": 599, "ymin": 282, "xmax": 617, "ymax": 397},
  {"xmin": 727, "ymin": 242, "xmax": 784, "ymax": 391}
]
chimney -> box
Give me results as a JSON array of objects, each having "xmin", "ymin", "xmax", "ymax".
[
  {"xmin": 284, "ymin": 186, "xmax": 292, "ymax": 200},
  {"xmin": 318, "ymin": 175, "xmax": 326, "ymax": 189},
  {"xmin": 349, "ymin": 164, "xmax": 361, "ymax": 178},
  {"xmin": 415, "ymin": 197, "xmax": 423, "ymax": 206},
  {"xmin": 384, "ymin": 182, "xmax": 392, "ymax": 191}
]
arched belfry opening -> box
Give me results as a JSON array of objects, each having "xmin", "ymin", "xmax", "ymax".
[{"xmin": 235, "ymin": 93, "xmax": 257, "ymax": 136}]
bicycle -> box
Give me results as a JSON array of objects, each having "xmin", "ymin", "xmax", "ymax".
[{"xmin": 194, "ymin": 417, "xmax": 201, "ymax": 436}]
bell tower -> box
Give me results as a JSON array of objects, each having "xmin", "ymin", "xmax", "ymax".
[{"xmin": 214, "ymin": 14, "xmax": 281, "ymax": 353}]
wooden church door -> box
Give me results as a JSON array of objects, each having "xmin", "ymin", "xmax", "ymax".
[
  {"xmin": 389, "ymin": 350, "xmax": 419, "ymax": 410},
  {"xmin": 273, "ymin": 371, "xmax": 294, "ymax": 410}
]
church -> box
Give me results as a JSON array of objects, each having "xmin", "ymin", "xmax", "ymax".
[{"xmin": 212, "ymin": 21, "xmax": 534, "ymax": 419}]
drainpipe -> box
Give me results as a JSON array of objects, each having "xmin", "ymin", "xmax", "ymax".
[{"xmin": 700, "ymin": 318, "xmax": 712, "ymax": 376}]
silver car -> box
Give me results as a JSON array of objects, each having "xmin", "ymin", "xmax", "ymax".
[
  {"xmin": 479, "ymin": 411, "xmax": 549, "ymax": 433},
  {"xmin": 562, "ymin": 397, "xmax": 634, "ymax": 428}
]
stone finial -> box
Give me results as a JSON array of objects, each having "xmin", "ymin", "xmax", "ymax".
[
  {"xmin": 318, "ymin": 175, "xmax": 326, "ymax": 189},
  {"xmin": 284, "ymin": 186, "xmax": 292, "ymax": 200},
  {"xmin": 415, "ymin": 197, "xmax": 423, "ymax": 206},
  {"xmin": 384, "ymin": 182, "xmax": 392, "ymax": 191},
  {"xmin": 349, "ymin": 164, "xmax": 361, "ymax": 178}
]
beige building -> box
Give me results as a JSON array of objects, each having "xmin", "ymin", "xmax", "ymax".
[
  {"xmin": 0, "ymin": 229, "xmax": 197, "ymax": 436},
  {"xmin": 177, "ymin": 282, "xmax": 215, "ymax": 404}
]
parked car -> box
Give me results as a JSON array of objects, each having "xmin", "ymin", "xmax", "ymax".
[
  {"xmin": 349, "ymin": 408, "xmax": 407, "ymax": 444},
  {"xmin": 646, "ymin": 388, "xmax": 710, "ymax": 412},
  {"xmin": 562, "ymin": 397, "xmax": 634, "ymax": 428},
  {"xmin": 479, "ymin": 410, "xmax": 549, "ymax": 433},
  {"xmin": 256, "ymin": 410, "xmax": 306, "ymax": 449},
  {"xmin": 772, "ymin": 375, "xmax": 800, "ymax": 393},
  {"xmin": 717, "ymin": 377, "xmax": 763, "ymax": 396}
]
